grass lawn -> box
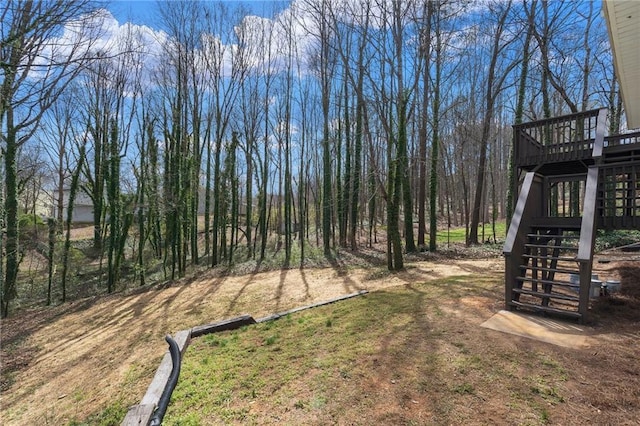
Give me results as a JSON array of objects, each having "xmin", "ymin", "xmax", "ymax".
[
  {"xmin": 163, "ymin": 267, "xmax": 640, "ymax": 425},
  {"xmin": 436, "ymin": 221, "xmax": 507, "ymax": 245}
]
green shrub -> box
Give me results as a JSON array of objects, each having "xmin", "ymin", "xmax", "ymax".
[
  {"xmin": 18, "ymin": 213, "xmax": 46, "ymax": 228},
  {"xmin": 595, "ymin": 229, "xmax": 640, "ymax": 252}
]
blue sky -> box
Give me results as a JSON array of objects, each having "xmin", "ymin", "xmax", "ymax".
[
  {"xmin": 107, "ymin": 0, "xmax": 291, "ymax": 28},
  {"xmin": 108, "ymin": 0, "xmax": 158, "ymax": 26}
]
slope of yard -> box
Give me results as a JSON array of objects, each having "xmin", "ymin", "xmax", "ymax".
[
  {"xmin": 165, "ymin": 259, "xmax": 640, "ymax": 425},
  {"xmin": 1, "ymin": 253, "xmax": 639, "ymax": 425},
  {"xmin": 0, "ymin": 256, "xmax": 501, "ymax": 425}
]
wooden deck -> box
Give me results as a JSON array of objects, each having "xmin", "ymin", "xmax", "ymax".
[
  {"xmin": 513, "ymin": 109, "xmax": 640, "ymax": 231},
  {"xmin": 507, "ymin": 108, "xmax": 639, "ymax": 322}
]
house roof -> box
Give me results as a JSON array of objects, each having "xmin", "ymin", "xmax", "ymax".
[{"xmin": 603, "ymin": 1, "xmax": 640, "ymax": 129}]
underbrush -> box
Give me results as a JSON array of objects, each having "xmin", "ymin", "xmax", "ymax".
[
  {"xmin": 595, "ymin": 229, "xmax": 640, "ymax": 252},
  {"xmin": 11, "ymin": 225, "xmax": 504, "ymax": 317}
]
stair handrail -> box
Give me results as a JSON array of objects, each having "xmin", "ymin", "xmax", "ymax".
[
  {"xmin": 578, "ymin": 107, "xmax": 607, "ymax": 261},
  {"xmin": 575, "ymin": 109, "xmax": 606, "ymax": 319},
  {"xmin": 504, "ymin": 172, "xmax": 544, "ymax": 310},
  {"xmin": 504, "ymin": 173, "xmax": 542, "ymax": 254},
  {"xmin": 576, "ymin": 166, "xmax": 599, "ymax": 319},
  {"xmin": 577, "ymin": 167, "xmax": 600, "ymax": 262}
]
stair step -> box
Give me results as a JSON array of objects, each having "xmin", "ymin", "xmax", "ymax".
[
  {"xmin": 525, "ymin": 243, "xmax": 578, "ymax": 250},
  {"xmin": 527, "ymin": 234, "xmax": 581, "ymax": 239},
  {"xmin": 520, "ymin": 265, "xmax": 580, "ymax": 275},
  {"xmin": 508, "ymin": 301, "xmax": 582, "ymax": 319},
  {"xmin": 530, "ymin": 217, "xmax": 582, "ymax": 229},
  {"xmin": 523, "ymin": 254, "xmax": 578, "ymax": 262},
  {"xmin": 516, "ymin": 276, "xmax": 576, "ymax": 287},
  {"xmin": 512, "ymin": 288, "xmax": 579, "ymax": 302}
]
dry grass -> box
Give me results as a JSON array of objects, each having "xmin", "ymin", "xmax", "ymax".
[
  {"xmin": 0, "ymin": 258, "xmax": 501, "ymax": 425},
  {"xmin": 1, "ymin": 254, "xmax": 639, "ymax": 425}
]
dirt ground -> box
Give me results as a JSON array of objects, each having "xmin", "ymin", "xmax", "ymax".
[{"xmin": 1, "ymin": 254, "xmax": 639, "ymax": 425}]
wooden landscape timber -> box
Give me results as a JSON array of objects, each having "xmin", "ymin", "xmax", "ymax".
[{"xmin": 122, "ymin": 291, "xmax": 368, "ymax": 425}]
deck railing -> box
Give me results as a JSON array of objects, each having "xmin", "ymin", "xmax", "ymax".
[
  {"xmin": 514, "ymin": 109, "xmax": 606, "ymax": 168},
  {"xmin": 546, "ymin": 174, "xmax": 587, "ymax": 219},
  {"xmin": 605, "ymin": 130, "xmax": 640, "ymax": 148},
  {"xmin": 543, "ymin": 162, "xmax": 640, "ymax": 229}
]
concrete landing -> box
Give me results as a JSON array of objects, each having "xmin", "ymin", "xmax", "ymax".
[{"xmin": 480, "ymin": 310, "xmax": 592, "ymax": 348}]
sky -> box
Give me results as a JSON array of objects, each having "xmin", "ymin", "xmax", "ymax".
[
  {"xmin": 90, "ymin": 0, "xmax": 338, "ymax": 83},
  {"xmin": 107, "ymin": 0, "xmax": 158, "ymax": 26},
  {"xmin": 107, "ymin": 0, "xmax": 291, "ymax": 28}
]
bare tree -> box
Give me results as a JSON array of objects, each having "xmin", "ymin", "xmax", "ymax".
[
  {"xmin": 417, "ymin": 0, "xmax": 433, "ymax": 249},
  {"xmin": 60, "ymin": 134, "xmax": 86, "ymax": 302},
  {"xmin": 318, "ymin": 0, "xmax": 336, "ymax": 256},
  {"xmin": 235, "ymin": 13, "xmax": 267, "ymax": 260},
  {"xmin": 41, "ymin": 88, "xmax": 80, "ymax": 233},
  {"xmin": 1, "ymin": 0, "xmax": 103, "ymax": 317},
  {"xmin": 199, "ymin": 3, "xmax": 247, "ymax": 266},
  {"xmin": 468, "ymin": 0, "xmax": 518, "ymax": 245}
]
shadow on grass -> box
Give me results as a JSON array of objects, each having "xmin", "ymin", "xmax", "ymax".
[{"xmin": 326, "ymin": 253, "xmax": 365, "ymax": 293}]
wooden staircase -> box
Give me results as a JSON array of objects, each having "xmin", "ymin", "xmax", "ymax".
[
  {"xmin": 510, "ymin": 220, "xmax": 582, "ymax": 319},
  {"xmin": 505, "ymin": 109, "xmax": 611, "ymax": 322},
  {"xmin": 506, "ymin": 108, "xmax": 640, "ymax": 321}
]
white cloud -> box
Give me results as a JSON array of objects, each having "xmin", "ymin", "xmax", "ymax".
[
  {"xmin": 29, "ymin": 8, "xmax": 168, "ymax": 89},
  {"xmin": 32, "ymin": 0, "xmax": 435, "ymax": 88}
]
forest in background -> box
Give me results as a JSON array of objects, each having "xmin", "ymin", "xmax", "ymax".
[{"xmin": 0, "ymin": 0, "xmax": 626, "ymax": 317}]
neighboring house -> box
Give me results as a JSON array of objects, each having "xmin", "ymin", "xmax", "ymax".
[
  {"xmin": 50, "ymin": 187, "xmax": 248, "ymax": 224},
  {"xmin": 20, "ymin": 187, "xmax": 53, "ymax": 218},
  {"xmin": 52, "ymin": 189, "xmax": 95, "ymax": 224}
]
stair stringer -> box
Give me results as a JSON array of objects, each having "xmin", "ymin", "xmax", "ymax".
[{"xmin": 503, "ymin": 172, "xmax": 544, "ymax": 310}]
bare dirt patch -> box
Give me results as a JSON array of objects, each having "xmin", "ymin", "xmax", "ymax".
[{"xmin": 1, "ymin": 255, "xmax": 639, "ymax": 425}]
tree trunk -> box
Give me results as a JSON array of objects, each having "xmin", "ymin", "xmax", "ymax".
[
  {"xmin": 61, "ymin": 144, "xmax": 86, "ymax": 304},
  {"xmin": 398, "ymin": 95, "xmax": 415, "ymax": 253},
  {"xmin": 2, "ymin": 126, "xmax": 19, "ymax": 318},
  {"xmin": 417, "ymin": 2, "xmax": 433, "ymax": 248},
  {"xmin": 212, "ymin": 131, "xmax": 223, "ymax": 266},
  {"xmin": 429, "ymin": 10, "xmax": 441, "ymax": 251},
  {"xmin": 508, "ymin": 0, "xmax": 534, "ymax": 223},
  {"xmin": 469, "ymin": 1, "xmax": 513, "ymax": 245},
  {"xmin": 350, "ymin": 82, "xmax": 364, "ymax": 251},
  {"xmin": 246, "ymin": 134, "xmax": 254, "ymax": 259},
  {"xmin": 106, "ymin": 121, "xmax": 120, "ymax": 293},
  {"xmin": 204, "ymin": 122, "xmax": 212, "ymax": 258}
]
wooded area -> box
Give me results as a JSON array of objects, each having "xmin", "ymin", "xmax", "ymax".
[{"xmin": 0, "ymin": 0, "xmax": 624, "ymax": 317}]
